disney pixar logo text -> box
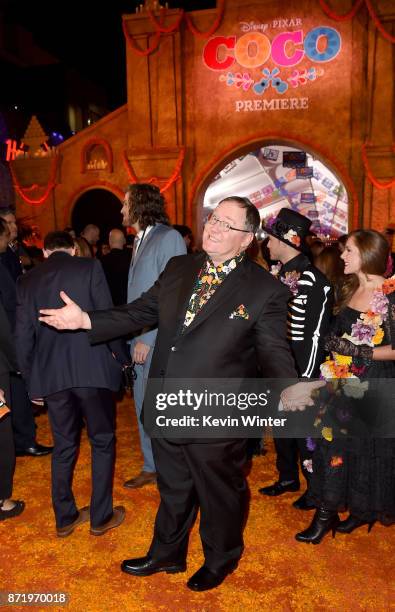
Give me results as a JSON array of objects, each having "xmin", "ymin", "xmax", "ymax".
[{"xmin": 202, "ymin": 23, "xmax": 342, "ymax": 103}]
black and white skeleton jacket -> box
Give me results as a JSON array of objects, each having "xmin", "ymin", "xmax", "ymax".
[{"xmin": 278, "ymin": 253, "xmax": 333, "ymax": 378}]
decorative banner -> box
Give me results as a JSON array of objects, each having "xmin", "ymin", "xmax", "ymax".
[
  {"xmin": 262, "ymin": 147, "xmax": 279, "ymax": 161},
  {"xmin": 203, "ymin": 21, "xmax": 342, "ymax": 112},
  {"xmin": 300, "ymin": 192, "xmax": 316, "ymax": 203},
  {"xmin": 283, "ymin": 151, "xmax": 307, "ymax": 168},
  {"xmin": 296, "ymin": 166, "xmax": 314, "ymax": 178}
]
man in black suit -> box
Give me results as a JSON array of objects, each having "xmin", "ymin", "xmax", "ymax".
[
  {"xmin": 100, "ymin": 228, "xmax": 132, "ymax": 306},
  {"xmin": 0, "ymin": 216, "xmax": 51, "ymax": 457},
  {"xmin": 0, "ymin": 290, "xmax": 25, "ymax": 520},
  {"xmin": 16, "ymin": 231, "xmax": 127, "ymax": 537},
  {"xmin": 39, "ymin": 199, "xmax": 322, "ymax": 590}
]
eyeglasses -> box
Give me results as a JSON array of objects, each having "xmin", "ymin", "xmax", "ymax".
[{"xmin": 206, "ymin": 214, "xmax": 251, "ymax": 233}]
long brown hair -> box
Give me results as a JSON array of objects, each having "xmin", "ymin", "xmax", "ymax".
[
  {"xmin": 336, "ymin": 229, "xmax": 389, "ymax": 312},
  {"xmin": 74, "ymin": 237, "xmax": 92, "ymax": 258},
  {"xmin": 314, "ymin": 245, "xmax": 345, "ymax": 305},
  {"xmin": 125, "ymin": 184, "xmax": 169, "ymax": 230}
]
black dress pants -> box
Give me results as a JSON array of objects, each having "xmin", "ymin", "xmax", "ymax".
[
  {"xmin": 10, "ymin": 373, "xmax": 36, "ymax": 451},
  {"xmin": 274, "ymin": 437, "xmax": 312, "ymax": 484},
  {"xmin": 0, "ymin": 373, "xmax": 15, "ymax": 500},
  {"xmin": 46, "ymin": 387, "xmax": 115, "ymax": 529},
  {"xmin": 149, "ymin": 438, "xmax": 248, "ymax": 572}
]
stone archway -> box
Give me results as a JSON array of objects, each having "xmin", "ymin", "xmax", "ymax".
[{"xmin": 71, "ymin": 188, "xmax": 123, "ymax": 241}]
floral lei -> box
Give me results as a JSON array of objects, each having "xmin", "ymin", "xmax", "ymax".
[
  {"xmin": 305, "ymin": 275, "xmax": 395, "ymax": 455},
  {"xmin": 270, "ymin": 263, "xmax": 300, "ymax": 296},
  {"xmin": 320, "ymin": 276, "xmax": 395, "ymax": 380},
  {"xmin": 303, "ymin": 276, "xmax": 395, "ymax": 460}
]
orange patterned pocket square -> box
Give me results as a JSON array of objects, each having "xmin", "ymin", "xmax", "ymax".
[{"xmin": 229, "ymin": 304, "xmax": 249, "ymax": 320}]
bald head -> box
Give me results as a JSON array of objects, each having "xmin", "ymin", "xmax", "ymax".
[{"xmin": 109, "ymin": 228, "xmax": 126, "ymax": 249}]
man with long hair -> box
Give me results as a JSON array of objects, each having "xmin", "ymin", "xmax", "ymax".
[{"xmin": 121, "ymin": 184, "xmax": 186, "ymax": 489}]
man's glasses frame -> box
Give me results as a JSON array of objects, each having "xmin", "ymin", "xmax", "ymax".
[{"xmin": 206, "ymin": 213, "xmax": 251, "ymax": 233}]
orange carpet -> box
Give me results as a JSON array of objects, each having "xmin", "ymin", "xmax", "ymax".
[{"xmin": 1, "ymin": 395, "xmax": 394, "ymax": 611}]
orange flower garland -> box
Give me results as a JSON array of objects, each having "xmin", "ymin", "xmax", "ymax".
[
  {"xmin": 10, "ymin": 155, "xmax": 58, "ymax": 207},
  {"xmin": 122, "ymin": 147, "xmax": 185, "ymax": 193},
  {"xmin": 123, "ymin": 2, "xmax": 225, "ymax": 56},
  {"xmin": 319, "ymin": 0, "xmax": 395, "ymax": 43},
  {"xmin": 361, "ymin": 143, "xmax": 395, "ymax": 190}
]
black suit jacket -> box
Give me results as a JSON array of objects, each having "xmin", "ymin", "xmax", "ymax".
[
  {"xmin": 100, "ymin": 248, "xmax": 133, "ymax": 306},
  {"xmin": 0, "ymin": 246, "xmax": 23, "ymax": 282},
  {"xmin": 89, "ymin": 254, "xmax": 298, "ymax": 443},
  {"xmin": 15, "ymin": 251, "xmax": 125, "ymax": 398},
  {"xmin": 0, "ymin": 259, "xmax": 17, "ymax": 331},
  {"xmin": 89, "ymin": 253, "xmax": 297, "ymax": 379},
  {"xmin": 0, "ymin": 300, "xmax": 17, "ymax": 377}
]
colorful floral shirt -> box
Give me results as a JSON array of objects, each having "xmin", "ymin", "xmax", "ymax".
[{"xmin": 182, "ymin": 254, "xmax": 244, "ymax": 331}]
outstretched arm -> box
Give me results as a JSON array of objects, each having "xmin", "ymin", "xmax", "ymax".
[
  {"xmin": 39, "ymin": 273, "xmax": 161, "ymax": 343},
  {"xmin": 39, "ymin": 290, "xmax": 92, "ymax": 330}
]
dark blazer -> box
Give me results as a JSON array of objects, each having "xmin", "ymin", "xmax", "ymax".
[
  {"xmin": 15, "ymin": 251, "xmax": 125, "ymax": 398},
  {"xmin": 89, "ymin": 253, "xmax": 297, "ymax": 380},
  {"xmin": 0, "ymin": 300, "xmax": 17, "ymax": 376},
  {"xmin": 100, "ymin": 248, "xmax": 133, "ymax": 306},
  {"xmin": 0, "ymin": 246, "xmax": 23, "ymax": 282},
  {"xmin": 0, "ymin": 259, "xmax": 17, "ymax": 331}
]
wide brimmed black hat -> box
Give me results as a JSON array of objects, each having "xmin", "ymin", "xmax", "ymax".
[{"xmin": 265, "ymin": 208, "xmax": 312, "ymax": 252}]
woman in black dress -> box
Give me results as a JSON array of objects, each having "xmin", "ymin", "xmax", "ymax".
[{"xmin": 296, "ymin": 230, "xmax": 395, "ymax": 543}]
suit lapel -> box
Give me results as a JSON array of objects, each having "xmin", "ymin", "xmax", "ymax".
[
  {"xmin": 133, "ymin": 224, "xmax": 160, "ymax": 267},
  {"xmin": 180, "ymin": 258, "xmax": 249, "ymax": 337}
]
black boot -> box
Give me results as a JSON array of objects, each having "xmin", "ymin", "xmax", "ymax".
[
  {"xmin": 295, "ymin": 507, "xmax": 340, "ymax": 544},
  {"xmin": 336, "ymin": 514, "xmax": 375, "ymax": 534}
]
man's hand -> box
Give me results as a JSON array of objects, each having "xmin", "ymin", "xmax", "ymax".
[
  {"xmin": 39, "ymin": 291, "xmax": 92, "ymax": 331},
  {"xmin": 133, "ymin": 342, "xmax": 151, "ymax": 364},
  {"xmin": 0, "ymin": 388, "xmax": 5, "ymax": 403},
  {"xmin": 281, "ymin": 380, "xmax": 326, "ymax": 412}
]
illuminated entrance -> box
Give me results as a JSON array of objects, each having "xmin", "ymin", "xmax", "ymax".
[{"xmin": 203, "ymin": 143, "xmax": 349, "ymax": 239}]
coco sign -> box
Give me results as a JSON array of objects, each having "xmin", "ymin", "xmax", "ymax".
[{"xmin": 202, "ymin": 24, "xmax": 342, "ymax": 112}]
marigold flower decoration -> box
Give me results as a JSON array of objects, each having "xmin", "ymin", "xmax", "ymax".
[
  {"xmin": 283, "ymin": 228, "xmax": 301, "ymax": 247},
  {"xmin": 382, "ymin": 276, "xmax": 395, "ymax": 294},
  {"xmin": 330, "ymin": 456, "xmax": 343, "ymax": 468},
  {"xmin": 317, "ymin": 276, "xmax": 395, "ymax": 446},
  {"xmin": 320, "ymin": 277, "xmax": 395, "ymax": 381}
]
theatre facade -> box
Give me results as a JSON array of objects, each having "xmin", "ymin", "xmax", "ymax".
[{"xmin": 10, "ymin": 0, "xmax": 395, "ymax": 239}]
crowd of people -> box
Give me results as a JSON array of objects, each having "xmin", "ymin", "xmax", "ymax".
[{"xmin": 1, "ymin": 187, "xmax": 394, "ymax": 593}]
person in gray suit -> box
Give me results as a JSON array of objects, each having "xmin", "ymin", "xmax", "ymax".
[{"xmin": 122, "ymin": 184, "xmax": 186, "ymax": 489}]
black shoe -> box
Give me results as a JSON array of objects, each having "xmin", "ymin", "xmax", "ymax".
[
  {"xmin": 121, "ymin": 555, "xmax": 186, "ymax": 576},
  {"xmin": 258, "ymin": 480, "xmax": 300, "ymax": 497},
  {"xmin": 0, "ymin": 500, "xmax": 25, "ymax": 521},
  {"xmin": 15, "ymin": 444, "xmax": 53, "ymax": 457},
  {"xmin": 336, "ymin": 514, "xmax": 376, "ymax": 534},
  {"xmin": 187, "ymin": 563, "xmax": 238, "ymax": 592},
  {"xmin": 292, "ymin": 491, "xmax": 315, "ymax": 511},
  {"xmin": 295, "ymin": 507, "xmax": 340, "ymax": 544}
]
